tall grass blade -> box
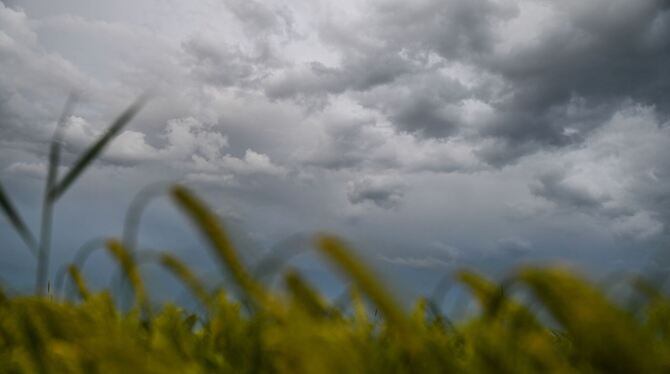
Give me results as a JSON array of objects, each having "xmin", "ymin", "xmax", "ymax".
[
  {"xmin": 0, "ymin": 181, "xmax": 37, "ymax": 255},
  {"xmin": 350, "ymin": 287, "xmax": 369, "ymax": 326},
  {"xmin": 518, "ymin": 267, "xmax": 661, "ymax": 372},
  {"xmin": 170, "ymin": 185, "xmax": 267, "ymax": 305},
  {"xmin": 106, "ymin": 239, "xmax": 148, "ymax": 313},
  {"xmin": 159, "ymin": 253, "xmax": 211, "ymax": 307},
  {"xmin": 50, "ymin": 95, "xmax": 148, "ymax": 201},
  {"xmin": 315, "ymin": 235, "xmax": 407, "ymax": 331},
  {"xmin": 284, "ymin": 270, "xmax": 329, "ymax": 318},
  {"xmin": 67, "ymin": 265, "xmax": 90, "ymax": 301},
  {"xmin": 36, "ymin": 95, "xmax": 77, "ymax": 295},
  {"xmin": 46, "ymin": 94, "xmax": 77, "ymax": 202},
  {"xmin": 457, "ymin": 271, "xmax": 504, "ymax": 318}
]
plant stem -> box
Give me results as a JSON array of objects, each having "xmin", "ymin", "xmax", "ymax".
[
  {"xmin": 36, "ymin": 196, "xmax": 53, "ymax": 295},
  {"xmin": 36, "ymin": 94, "xmax": 74, "ymax": 295}
]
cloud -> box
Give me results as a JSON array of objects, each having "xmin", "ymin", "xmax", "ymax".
[
  {"xmin": 262, "ymin": 0, "xmax": 670, "ymax": 167},
  {"xmin": 182, "ymin": 38, "xmax": 264, "ymax": 88},
  {"xmin": 496, "ymin": 237, "xmax": 533, "ymax": 256},
  {"xmin": 530, "ymin": 170, "xmax": 610, "ymax": 211},
  {"xmin": 379, "ymin": 255, "xmax": 452, "ymax": 269},
  {"xmin": 224, "ymin": 0, "xmax": 294, "ymax": 37},
  {"xmin": 221, "ymin": 150, "xmax": 286, "ymax": 177},
  {"xmin": 347, "ymin": 176, "xmax": 405, "ymax": 209},
  {"xmin": 304, "ymin": 114, "xmax": 396, "ymax": 171},
  {"xmin": 611, "ymin": 212, "xmax": 663, "ymax": 241},
  {"xmin": 523, "ymin": 103, "xmax": 670, "ymax": 240},
  {"xmin": 265, "ymin": 53, "xmax": 413, "ymax": 104},
  {"xmin": 0, "ymin": 4, "xmax": 92, "ymax": 145},
  {"xmin": 2, "ymin": 0, "xmax": 670, "ymax": 293}
]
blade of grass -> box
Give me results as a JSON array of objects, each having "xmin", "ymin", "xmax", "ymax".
[
  {"xmin": 46, "ymin": 94, "xmax": 77, "ymax": 203},
  {"xmin": 106, "ymin": 239, "xmax": 148, "ymax": 313},
  {"xmin": 518, "ymin": 267, "xmax": 660, "ymax": 372},
  {"xmin": 49, "ymin": 94, "xmax": 148, "ymax": 201},
  {"xmin": 316, "ymin": 235, "xmax": 408, "ymax": 331},
  {"xmin": 0, "ymin": 181, "xmax": 37, "ymax": 255},
  {"xmin": 171, "ymin": 185, "xmax": 268, "ymax": 306},
  {"xmin": 36, "ymin": 94, "xmax": 77, "ymax": 295},
  {"xmin": 284, "ymin": 269, "xmax": 330, "ymax": 318},
  {"xmin": 159, "ymin": 253, "xmax": 211, "ymax": 308},
  {"xmin": 54, "ymin": 238, "xmax": 107, "ymax": 298},
  {"xmin": 67, "ymin": 265, "xmax": 90, "ymax": 301}
]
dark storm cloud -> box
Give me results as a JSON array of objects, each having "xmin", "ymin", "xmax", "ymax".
[
  {"xmin": 261, "ymin": 0, "xmax": 670, "ymax": 166},
  {"xmin": 474, "ymin": 0, "xmax": 670, "ymax": 159},
  {"xmin": 457, "ymin": 0, "xmax": 669, "ymax": 163},
  {"xmin": 369, "ymin": 0, "xmax": 517, "ymax": 57},
  {"xmin": 390, "ymin": 94, "xmax": 461, "ymax": 138},
  {"xmin": 356, "ymin": 72, "xmax": 471, "ymax": 138}
]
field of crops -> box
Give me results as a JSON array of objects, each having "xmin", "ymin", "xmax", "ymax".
[
  {"xmin": 2, "ymin": 99, "xmax": 670, "ymax": 372},
  {"xmin": 0, "ymin": 185, "xmax": 668, "ymax": 372}
]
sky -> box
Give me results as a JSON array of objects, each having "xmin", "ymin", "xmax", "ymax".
[{"xmin": 1, "ymin": 0, "xmax": 670, "ymax": 302}]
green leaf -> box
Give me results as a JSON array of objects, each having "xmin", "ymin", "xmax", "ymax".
[
  {"xmin": 50, "ymin": 95, "xmax": 148, "ymax": 201},
  {"xmin": 0, "ymin": 181, "xmax": 37, "ymax": 255}
]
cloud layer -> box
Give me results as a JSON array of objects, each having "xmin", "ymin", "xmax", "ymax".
[{"xmin": 1, "ymin": 0, "xmax": 670, "ymax": 295}]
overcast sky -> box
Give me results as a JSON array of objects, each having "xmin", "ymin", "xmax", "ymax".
[{"xmin": 1, "ymin": 0, "xmax": 670, "ymax": 300}]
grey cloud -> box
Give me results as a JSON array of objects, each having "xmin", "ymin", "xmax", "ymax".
[
  {"xmin": 182, "ymin": 38, "xmax": 260, "ymax": 87},
  {"xmin": 357, "ymin": 73, "xmax": 470, "ymax": 138},
  {"xmin": 0, "ymin": 4, "xmax": 90, "ymax": 145},
  {"xmin": 264, "ymin": 0, "xmax": 670, "ymax": 167},
  {"xmin": 519, "ymin": 105, "xmax": 670, "ymax": 241},
  {"xmin": 347, "ymin": 177, "xmax": 404, "ymax": 209},
  {"xmin": 224, "ymin": 0, "xmax": 293, "ymax": 37},
  {"xmin": 475, "ymin": 138, "xmax": 542, "ymax": 167},
  {"xmin": 474, "ymin": 0, "xmax": 670, "ymax": 162},
  {"xmin": 530, "ymin": 171, "xmax": 610, "ymax": 210},
  {"xmin": 366, "ymin": 0, "xmax": 517, "ymax": 59},
  {"xmin": 391, "ymin": 95, "xmax": 460, "ymax": 138},
  {"xmin": 305, "ymin": 117, "xmax": 397, "ymax": 171},
  {"xmin": 306, "ymin": 123, "xmax": 373, "ymax": 170},
  {"xmin": 182, "ymin": 0, "xmax": 293, "ymax": 90},
  {"xmin": 265, "ymin": 51, "xmax": 413, "ymax": 104}
]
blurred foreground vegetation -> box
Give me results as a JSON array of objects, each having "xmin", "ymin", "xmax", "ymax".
[
  {"xmin": 0, "ymin": 185, "xmax": 669, "ymax": 372},
  {"xmin": 2, "ymin": 97, "xmax": 670, "ymax": 372}
]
